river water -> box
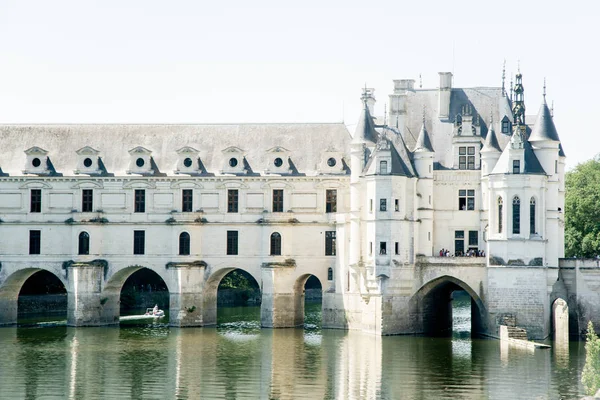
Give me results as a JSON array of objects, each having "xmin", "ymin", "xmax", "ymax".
[{"xmin": 0, "ymin": 297, "xmax": 588, "ymax": 399}]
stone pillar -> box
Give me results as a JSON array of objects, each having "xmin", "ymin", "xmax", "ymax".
[
  {"xmin": 168, "ymin": 262, "xmax": 206, "ymax": 327},
  {"xmin": 67, "ymin": 262, "xmax": 109, "ymax": 326},
  {"xmin": 261, "ymin": 262, "xmax": 300, "ymax": 328}
]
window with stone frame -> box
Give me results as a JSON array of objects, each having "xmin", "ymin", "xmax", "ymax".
[
  {"xmin": 30, "ymin": 189, "xmax": 42, "ymax": 213},
  {"xmin": 272, "ymin": 189, "xmax": 284, "ymax": 212},
  {"xmin": 468, "ymin": 230, "xmax": 478, "ymax": 248},
  {"xmin": 512, "ymin": 196, "xmax": 521, "ymax": 234},
  {"xmin": 530, "ymin": 197, "xmax": 536, "ymax": 234},
  {"xmin": 454, "ymin": 230, "xmax": 465, "ymax": 256},
  {"xmin": 182, "ymin": 189, "xmax": 193, "ymax": 212},
  {"xmin": 458, "ymin": 189, "xmax": 475, "ymax": 210},
  {"xmin": 227, "ymin": 230, "xmax": 238, "ymax": 255},
  {"xmin": 379, "ymin": 242, "xmax": 387, "ymax": 255},
  {"xmin": 78, "ymin": 231, "xmax": 90, "ymax": 255},
  {"xmin": 270, "ymin": 232, "xmax": 282, "ymax": 256},
  {"xmin": 513, "ymin": 160, "xmax": 520, "ymax": 174},
  {"xmin": 179, "ymin": 232, "xmax": 190, "ymax": 255},
  {"xmin": 82, "ymin": 189, "xmax": 93, "ymax": 212},
  {"xmin": 498, "ymin": 197, "xmax": 503, "ymax": 233},
  {"xmin": 380, "ymin": 160, "xmax": 388, "ymax": 174},
  {"xmin": 501, "ymin": 117, "xmax": 511, "ymax": 134},
  {"xmin": 29, "ymin": 230, "xmax": 41, "ymax": 255},
  {"xmin": 325, "ymin": 189, "xmax": 337, "ymax": 213},
  {"xmin": 380, "ymin": 199, "xmax": 387, "ymax": 212},
  {"xmin": 227, "ymin": 189, "xmax": 239, "ymax": 213},
  {"xmin": 133, "ymin": 230, "xmax": 145, "ymax": 255},
  {"xmin": 458, "ymin": 146, "xmax": 475, "ymax": 170},
  {"xmin": 325, "ymin": 231, "xmax": 336, "ymax": 256},
  {"xmin": 134, "ymin": 189, "xmax": 145, "ymax": 213}
]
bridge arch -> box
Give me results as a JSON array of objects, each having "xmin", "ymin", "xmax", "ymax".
[
  {"xmin": 293, "ymin": 273, "xmax": 323, "ymax": 328},
  {"xmin": 410, "ymin": 275, "xmax": 487, "ymax": 337},
  {"xmin": 203, "ymin": 267, "xmax": 262, "ymax": 326},
  {"xmin": 102, "ymin": 266, "xmax": 172, "ymax": 324},
  {"xmin": 0, "ymin": 267, "xmax": 67, "ymax": 325}
]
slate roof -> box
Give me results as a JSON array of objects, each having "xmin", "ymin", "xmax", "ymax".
[
  {"xmin": 529, "ymin": 101, "xmax": 561, "ymax": 142},
  {"xmin": 413, "ymin": 123, "xmax": 434, "ymax": 153},
  {"xmin": 481, "ymin": 124, "xmax": 501, "ymax": 153},
  {"xmin": 352, "ymin": 103, "xmax": 379, "ymax": 145},
  {"xmin": 490, "ymin": 131, "xmax": 547, "ymax": 175},
  {"xmin": 0, "ymin": 123, "xmax": 351, "ymax": 177},
  {"xmin": 363, "ymin": 135, "xmax": 416, "ymax": 178}
]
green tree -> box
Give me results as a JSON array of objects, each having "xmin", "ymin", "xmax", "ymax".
[
  {"xmin": 582, "ymin": 321, "xmax": 600, "ymax": 395},
  {"xmin": 565, "ymin": 160, "xmax": 600, "ymax": 257}
]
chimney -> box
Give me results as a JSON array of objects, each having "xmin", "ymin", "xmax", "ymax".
[
  {"xmin": 438, "ymin": 72, "xmax": 453, "ymax": 120},
  {"xmin": 361, "ymin": 87, "xmax": 376, "ymax": 115}
]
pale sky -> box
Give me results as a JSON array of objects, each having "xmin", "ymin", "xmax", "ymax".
[{"xmin": 1, "ymin": 0, "xmax": 598, "ymax": 169}]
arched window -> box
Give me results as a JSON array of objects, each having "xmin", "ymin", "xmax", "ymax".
[
  {"xmin": 512, "ymin": 196, "xmax": 521, "ymax": 234},
  {"xmin": 179, "ymin": 232, "xmax": 190, "ymax": 255},
  {"xmin": 497, "ymin": 197, "xmax": 503, "ymax": 234},
  {"xmin": 270, "ymin": 232, "xmax": 281, "ymax": 256},
  {"xmin": 327, "ymin": 267, "xmax": 333, "ymax": 281},
  {"xmin": 530, "ymin": 197, "xmax": 536, "ymax": 234},
  {"xmin": 78, "ymin": 232, "xmax": 90, "ymax": 255}
]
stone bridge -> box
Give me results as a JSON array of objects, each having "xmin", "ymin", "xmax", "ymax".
[{"xmin": 0, "ymin": 255, "xmax": 331, "ymax": 328}]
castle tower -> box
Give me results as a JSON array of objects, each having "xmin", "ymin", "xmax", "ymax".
[{"xmin": 413, "ymin": 117, "xmax": 434, "ymax": 256}]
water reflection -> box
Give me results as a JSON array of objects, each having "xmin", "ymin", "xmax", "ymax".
[{"xmin": 0, "ymin": 306, "xmax": 588, "ymax": 399}]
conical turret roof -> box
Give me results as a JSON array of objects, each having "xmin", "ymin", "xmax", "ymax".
[
  {"xmin": 413, "ymin": 122, "xmax": 434, "ymax": 153},
  {"xmin": 351, "ymin": 102, "xmax": 378, "ymax": 145},
  {"xmin": 482, "ymin": 123, "xmax": 501, "ymax": 152},
  {"xmin": 529, "ymin": 101, "xmax": 560, "ymax": 142}
]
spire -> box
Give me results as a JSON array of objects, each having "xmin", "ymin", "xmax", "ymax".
[
  {"xmin": 482, "ymin": 115, "xmax": 501, "ymax": 152},
  {"xmin": 413, "ymin": 110, "xmax": 434, "ymax": 153},
  {"xmin": 529, "ymin": 100, "xmax": 560, "ymax": 142},
  {"xmin": 352, "ymin": 91, "xmax": 378, "ymax": 145},
  {"xmin": 502, "ymin": 60, "xmax": 506, "ymax": 97},
  {"xmin": 543, "ymin": 77, "xmax": 547, "ymax": 101},
  {"xmin": 512, "ymin": 71, "xmax": 526, "ymax": 125}
]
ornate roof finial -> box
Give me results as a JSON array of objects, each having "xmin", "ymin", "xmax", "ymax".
[
  {"xmin": 517, "ymin": 59, "xmax": 521, "ymax": 74},
  {"xmin": 551, "ymin": 100, "xmax": 554, "ymax": 117},
  {"xmin": 419, "ymin": 73, "xmax": 422, "ymax": 89},
  {"xmin": 383, "ymin": 103, "xmax": 387, "ymax": 127},
  {"xmin": 510, "ymin": 73, "xmax": 514, "ymax": 103},
  {"xmin": 543, "ymin": 77, "xmax": 547, "ymax": 101},
  {"xmin": 502, "ymin": 59, "xmax": 506, "ymax": 96}
]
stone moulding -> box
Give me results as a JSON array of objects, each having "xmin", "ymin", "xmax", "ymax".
[
  {"xmin": 166, "ymin": 260, "xmax": 207, "ymax": 269},
  {"xmin": 63, "ymin": 259, "xmax": 109, "ymax": 279},
  {"xmin": 261, "ymin": 258, "xmax": 296, "ymax": 268}
]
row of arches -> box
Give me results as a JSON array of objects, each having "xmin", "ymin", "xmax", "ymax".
[{"xmin": 497, "ymin": 196, "xmax": 537, "ymax": 235}]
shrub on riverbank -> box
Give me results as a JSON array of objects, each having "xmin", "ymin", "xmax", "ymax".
[{"xmin": 582, "ymin": 321, "xmax": 600, "ymax": 395}]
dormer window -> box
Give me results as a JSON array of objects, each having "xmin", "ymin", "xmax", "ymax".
[
  {"xmin": 327, "ymin": 158, "xmax": 336, "ymax": 167},
  {"xmin": 23, "ymin": 147, "xmax": 50, "ymax": 175},
  {"xmin": 175, "ymin": 146, "xmax": 201, "ymax": 175},
  {"xmin": 274, "ymin": 158, "xmax": 283, "ymax": 167},
  {"xmin": 380, "ymin": 160, "xmax": 388, "ymax": 174},
  {"xmin": 221, "ymin": 146, "xmax": 246, "ymax": 174},
  {"xmin": 501, "ymin": 116, "xmax": 511, "ymax": 134},
  {"xmin": 127, "ymin": 146, "xmax": 154, "ymax": 175},
  {"xmin": 513, "ymin": 160, "xmax": 520, "ymax": 174},
  {"xmin": 75, "ymin": 146, "xmax": 102, "ymax": 175},
  {"xmin": 320, "ymin": 151, "xmax": 344, "ymax": 174},
  {"xmin": 458, "ymin": 146, "xmax": 476, "ymax": 170},
  {"xmin": 265, "ymin": 147, "xmax": 291, "ymax": 175}
]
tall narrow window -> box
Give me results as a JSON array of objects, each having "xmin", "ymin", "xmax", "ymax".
[
  {"xmin": 29, "ymin": 230, "xmax": 41, "ymax": 255},
  {"xmin": 82, "ymin": 189, "xmax": 93, "ymax": 212},
  {"xmin": 454, "ymin": 230, "xmax": 465, "ymax": 256},
  {"xmin": 512, "ymin": 196, "xmax": 521, "ymax": 234},
  {"xmin": 270, "ymin": 232, "xmax": 282, "ymax": 255},
  {"xmin": 78, "ymin": 232, "xmax": 90, "ymax": 255},
  {"xmin": 272, "ymin": 189, "xmax": 284, "ymax": 212},
  {"xmin": 459, "ymin": 147, "xmax": 467, "ymax": 170},
  {"xmin": 395, "ymin": 242, "xmax": 399, "ymax": 255},
  {"xmin": 380, "ymin": 199, "xmax": 387, "ymax": 211},
  {"xmin": 326, "ymin": 189, "xmax": 337, "ymax": 213},
  {"xmin": 227, "ymin": 231, "xmax": 238, "ymax": 255},
  {"xmin": 379, "ymin": 242, "xmax": 387, "ymax": 255},
  {"xmin": 30, "ymin": 189, "xmax": 42, "ymax": 213},
  {"xmin": 380, "ymin": 160, "xmax": 388, "ymax": 174},
  {"xmin": 134, "ymin": 189, "xmax": 145, "ymax": 213},
  {"xmin": 498, "ymin": 197, "xmax": 503, "ymax": 234},
  {"xmin": 179, "ymin": 232, "xmax": 190, "ymax": 255},
  {"xmin": 394, "ymin": 199, "xmax": 399, "ymax": 212},
  {"xmin": 227, "ymin": 189, "xmax": 239, "ymax": 213},
  {"xmin": 468, "ymin": 231, "xmax": 478, "ymax": 248},
  {"xmin": 325, "ymin": 231, "xmax": 336, "ymax": 256},
  {"xmin": 369, "ymin": 199, "xmax": 373, "ymax": 213},
  {"xmin": 327, "ymin": 267, "xmax": 333, "ymax": 281},
  {"xmin": 530, "ymin": 197, "xmax": 536, "ymax": 235},
  {"xmin": 467, "ymin": 147, "xmax": 476, "ymax": 170},
  {"xmin": 513, "ymin": 160, "xmax": 520, "ymax": 174},
  {"xmin": 133, "ymin": 230, "xmax": 145, "ymax": 255},
  {"xmin": 182, "ymin": 189, "xmax": 193, "ymax": 212}
]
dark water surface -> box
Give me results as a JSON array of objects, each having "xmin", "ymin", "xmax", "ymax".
[{"xmin": 0, "ymin": 300, "xmax": 587, "ymax": 399}]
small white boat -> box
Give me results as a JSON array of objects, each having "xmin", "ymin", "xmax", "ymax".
[{"xmin": 144, "ymin": 308, "xmax": 165, "ymax": 318}]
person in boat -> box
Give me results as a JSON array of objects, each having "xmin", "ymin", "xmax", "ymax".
[{"xmin": 152, "ymin": 305, "xmax": 158, "ymax": 315}]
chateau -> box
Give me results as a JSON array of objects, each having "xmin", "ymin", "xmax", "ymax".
[{"xmin": 0, "ymin": 71, "xmax": 598, "ymax": 339}]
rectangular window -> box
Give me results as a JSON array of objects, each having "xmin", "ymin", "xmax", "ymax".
[
  {"xmin": 182, "ymin": 189, "xmax": 193, "ymax": 212},
  {"xmin": 555, "ymin": 160, "xmax": 558, "ymax": 174},
  {"xmin": 454, "ymin": 230, "xmax": 464, "ymax": 256},
  {"xmin": 459, "ymin": 155, "xmax": 466, "ymax": 170},
  {"xmin": 395, "ymin": 242, "xmax": 399, "ymax": 255},
  {"xmin": 380, "ymin": 160, "xmax": 388, "ymax": 174},
  {"xmin": 369, "ymin": 199, "xmax": 373, "ymax": 213},
  {"xmin": 325, "ymin": 231, "xmax": 336, "ymax": 256},
  {"xmin": 227, "ymin": 231, "xmax": 238, "ymax": 255},
  {"xmin": 326, "ymin": 189, "xmax": 337, "ymax": 213},
  {"xmin": 394, "ymin": 199, "xmax": 399, "ymax": 212},
  {"xmin": 468, "ymin": 230, "xmax": 478, "ymax": 246},
  {"xmin": 380, "ymin": 199, "xmax": 387, "ymax": 212},
  {"xmin": 30, "ymin": 189, "xmax": 42, "ymax": 213},
  {"xmin": 134, "ymin": 189, "xmax": 145, "ymax": 213},
  {"xmin": 227, "ymin": 189, "xmax": 239, "ymax": 213},
  {"xmin": 82, "ymin": 189, "xmax": 93, "ymax": 212},
  {"xmin": 272, "ymin": 189, "xmax": 284, "ymax": 212},
  {"xmin": 133, "ymin": 230, "xmax": 145, "ymax": 255},
  {"xmin": 513, "ymin": 160, "xmax": 520, "ymax": 174},
  {"xmin": 29, "ymin": 230, "xmax": 41, "ymax": 255},
  {"xmin": 379, "ymin": 242, "xmax": 387, "ymax": 255},
  {"xmin": 502, "ymin": 120, "xmax": 510, "ymax": 133},
  {"xmin": 369, "ymin": 242, "xmax": 373, "ymax": 256},
  {"xmin": 459, "ymin": 146, "xmax": 475, "ymax": 170},
  {"xmin": 458, "ymin": 189, "xmax": 475, "ymax": 210},
  {"xmin": 467, "ymin": 147, "xmax": 476, "ymax": 170}
]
